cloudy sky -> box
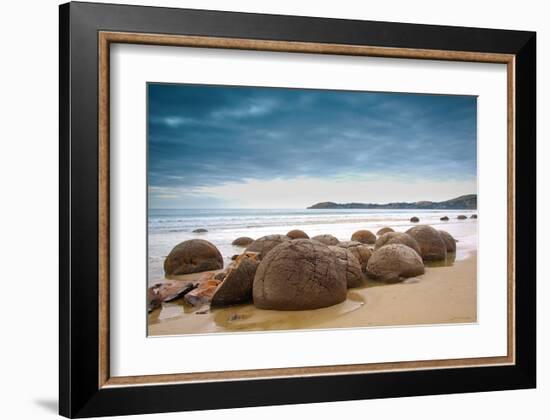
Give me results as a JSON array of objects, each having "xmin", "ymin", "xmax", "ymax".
[{"xmin": 148, "ymin": 83, "xmax": 477, "ymax": 209}]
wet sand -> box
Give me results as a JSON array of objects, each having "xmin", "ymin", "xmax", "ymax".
[{"xmin": 148, "ymin": 252, "xmax": 477, "ymax": 336}]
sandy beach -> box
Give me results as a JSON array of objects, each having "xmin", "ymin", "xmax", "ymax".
[{"xmin": 148, "ymin": 250, "xmax": 477, "ymax": 336}]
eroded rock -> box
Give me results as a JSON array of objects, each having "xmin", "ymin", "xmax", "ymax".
[
  {"xmin": 253, "ymin": 239, "xmax": 347, "ymax": 310},
  {"xmin": 164, "ymin": 239, "xmax": 223, "ymax": 276},
  {"xmin": 366, "ymin": 244, "xmax": 424, "ymax": 282}
]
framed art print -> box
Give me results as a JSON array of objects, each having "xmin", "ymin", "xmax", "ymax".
[{"xmin": 59, "ymin": 2, "xmax": 536, "ymax": 418}]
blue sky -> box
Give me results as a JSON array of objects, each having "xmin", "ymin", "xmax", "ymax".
[{"xmin": 148, "ymin": 83, "xmax": 477, "ymax": 209}]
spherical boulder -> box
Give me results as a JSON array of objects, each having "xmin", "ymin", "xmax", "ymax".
[
  {"xmin": 337, "ymin": 241, "xmax": 372, "ymax": 271},
  {"xmin": 470, "ymin": 214, "xmax": 478, "ymax": 219},
  {"xmin": 253, "ymin": 239, "xmax": 347, "ymax": 310},
  {"xmin": 192, "ymin": 228, "xmax": 208, "ymax": 233},
  {"xmin": 232, "ymin": 236, "xmax": 254, "ymax": 247},
  {"xmin": 164, "ymin": 239, "xmax": 223, "ymax": 276},
  {"xmin": 377, "ymin": 227, "xmax": 394, "ymax": 236},
  {"xmin": 351, "ymin": 230, "xmax": 376, "ymax": 244},
  {"xmin": 311, "ymin": 234, "xmax": 340, "ymax": 246},
  {"xmin": 440, "ymin": 216, "xmax": 449, "ymax": 221},
  {"xmin": 287, "ymin": 229, "xmax": 309, "ymax": 239},
  {"xmin": 410, "ymin": 216, "xmax": 420, "ymax": 223},
  {"xmin": 405, "ymin": 225, "xmax": 447, "ymax": 261},
  {"xmin": 329, "ymin": 246, "xmax": 365, "ymax": 288},
  {"xmin": 375, "ymin": 232, "xmax": 421, "ymax": 256},
  {"xmin": 438, "ymin": 230, "xmax": 457, "ymax": 253},
  {"xmin": 245, "ymin": 234, "xmax": 290, "ymax": 259},
  {"xmin": 457, "ymin": 215, "xmax": 467, "ymax": 220},
  {"xmin": 211, "ymin": 255, "xmax": 259, "ymax": 308},
  {"xmin": 366, "ymin": 244, "xmax": 425, "ymax": 282}
]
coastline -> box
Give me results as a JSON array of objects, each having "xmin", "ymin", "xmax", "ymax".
[{"xmin": 148, "ymin": 251, "xmax": 477, "ymax": 336}]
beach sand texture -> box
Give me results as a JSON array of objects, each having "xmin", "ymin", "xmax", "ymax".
[{"xmin": 148, "ymin": 252, "xmax": 477, "ymax": 336}]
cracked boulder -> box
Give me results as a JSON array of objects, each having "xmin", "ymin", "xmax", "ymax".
[
  {"xmin": 253, "ymin": 239, "xmax": 347, "ymax": 310},
  {"xmin": 329, "ymin": 246, "xmax": 365, "ymax": 288},
  {"xmin": 211, "ymin": 254, "xmax": 260, "ymax": 308}
]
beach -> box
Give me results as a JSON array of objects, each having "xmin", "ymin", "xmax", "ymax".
[
  {"xmin": 148, "ymin": 209, "xmax": 477, "ymax": 336},
  {"xmin": 149, "ymin": 252, "xmax": 476, "ymax": 336}
]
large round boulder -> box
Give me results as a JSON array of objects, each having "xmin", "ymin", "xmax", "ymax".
[
  {"xmin": 406, "ymin": 225, "xmax": 447, "ymax": 261},
  {"xmin": 440, "ymin": 216, "xmax": 449, "ymax": 221},
  {"xmin": 211, "ymin": 254, "xmax": 259, "ymax": 308},
  {"xmin": 410, "ymin": 216, "xmax": 420, "ymax": 223},
  {"xmin": 164, "ymin": 239, "xmax": 223, "ymax": 276},
  {"xmin": 329, "ymin": 246, "xmax": 365, "ymax": 288},
  {"xmin": 366, "ymin": 244, "xmax": 425, "ymax": 282},
  {"xmin": 351, "ymin": 230, "xmax": 376, "ymax": 244},
  {"xmin": 377, "ymin": 227, "xmax": 394, "ymax": 236},
  {"xmin": 375, "ymin": 232, "xmax": 421, "ymax": 256},
  {"xmin": 287, "ymin": 229, "xmax": 309, "ymax": 239},
  {"xmin": 232, "ymin": 236, "xmax": 254, "ymax": 247},
  {"xmin": 457, "ymin": 215, "xmax": 467, "ymax": 220},
  {"xmin": 438, "ymin": 230, "xmax": 457, "ymax": 253},
  {"xmin": 253, "ymin": 240, "xmax": 347, "ymax": 310},
  {"xmin": 311, "ymin": 234, "xmax": 340, "ymax": 246},
  {"xmin": 470, "ymin": 214, "xmax": 478, "ymax": 219},
  {"xmin": 245, "ymin": 234, "xmax": 290, "ymax": 259},
  {"xmin": 337, "ymin": 241, "xmax": 372, "ymax": 271}
]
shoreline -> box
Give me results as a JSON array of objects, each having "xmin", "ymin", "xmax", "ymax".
[{"xmin": 148, "ymin": 251, "xmax": 477, "ymax": 336}]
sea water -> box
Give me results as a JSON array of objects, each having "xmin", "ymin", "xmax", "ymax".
[{"xmin": 148, "ymin": 208, "xmax": 478, "ymax": 285}]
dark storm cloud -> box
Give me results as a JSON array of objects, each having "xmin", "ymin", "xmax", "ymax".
[{"xmin": 148, "ymin": 83, "xmax": 476, "ymax": 198}]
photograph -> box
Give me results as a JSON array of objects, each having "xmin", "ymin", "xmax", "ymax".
[{"xmin": 146, "ymin": 83, "xmax": 479, "ymax": 336}]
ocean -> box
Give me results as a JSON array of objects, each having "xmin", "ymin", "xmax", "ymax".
[{"xmin": 148, "ymin": 208, "xmax": 478, "ymax": 285}]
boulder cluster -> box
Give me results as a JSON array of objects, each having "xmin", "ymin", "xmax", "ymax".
[{"xmin": 152, "ymin": 225, "xmax": 457, "ymax": 313}]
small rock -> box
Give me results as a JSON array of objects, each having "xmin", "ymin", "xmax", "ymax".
[
  {"xmin": 440, "ymin": 216, "xmax": 449, "ymax": 221},
  {"xmin": 410, "ymin": 216, "xmax": 420, "ymax": 223},
  {"xmin": 470, "ymin": 214, "xmax": 478, "ymax": 219},
  {"xmin": 184, "ymin": 279, "xmax": 221, "ymax": 307},
  {"xmin": 193, "ymin": 228, "xmax": 208, "ymax": 233},
  {"xmin": 147, "ymin": 280, "xmax": 196, "ymax": 312},
  {"xmin": 214, "ymin": 271, "xmax": 227, "ymax": 281},
  {"xmin": 457, "ymin": 215, "xmax": 467, "ymax": 220}
]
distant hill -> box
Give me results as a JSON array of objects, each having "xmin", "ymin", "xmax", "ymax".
[{"xmin": 307, "ymin": 194, "xmax": 477, "ymax": 210}]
